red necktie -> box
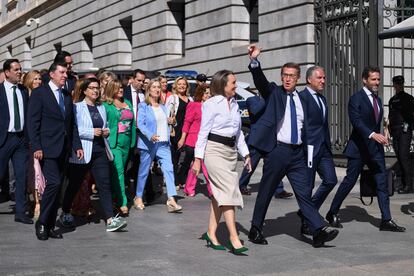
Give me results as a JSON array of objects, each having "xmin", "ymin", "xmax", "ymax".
[{"xmin": 372, "ymin": 94, "xmax": 379, "ymax": 123}]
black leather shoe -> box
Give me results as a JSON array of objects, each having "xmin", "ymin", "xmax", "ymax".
[
  {"xmin": 301, "ymin": 223, "xmax": 312, "ymax": 236},
  {"xmin": 35, "ymin": 221, "xmax": 48, "ymax": 241},
  {"xmin": 48, "ymin": 228, "xmax": 63, "ymax": 239},
  {"xmin": 15, "ymin": 215, "xmax": 34, "ymax": 225},
  {"xmin": 313, "ymin": 226, "xmax": 339, "ymax": 248},
  {"xmin": 240, "ymin": 187, "xmax": 251, "ymax": 195},
  {"xmin": 274, "ymin": 190, "xmax": 293, "ymax": 199},
  {"xmin": 379, "ymin": 220, "xmax": 406, "ymax": 232},
  {"xmin": 248, "ymin": 225, "xmax": 268, "ymax": 245},
  {"xmin": 326, "ymin": 212, "xmax": 343, "ymax": 228},
  {"xmin": 0, "ymin": 193, "xmax": 10, "ymax": 203}
]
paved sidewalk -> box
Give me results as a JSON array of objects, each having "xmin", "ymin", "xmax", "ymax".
[{"xmin": 1, "ymin": 164, "xmax": 414, "ymax": 276}]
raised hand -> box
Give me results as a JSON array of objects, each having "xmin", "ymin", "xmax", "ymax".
[{"xmin": 248, "ymin": 44, "xmax": 261, "ymax": 60}]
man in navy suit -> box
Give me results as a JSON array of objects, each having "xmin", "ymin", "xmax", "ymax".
[
  {"xmin": 0, "ymin": 59, "xmax": 32, "ymax": 224},
  {"xmin": 297, "ymin": 66, "xmax": 337, "ymax": 234},
  {"xmin": 326, "ymin": 66, "xmax": 405, "ymax": 232},
  {"xmin": 28, "ymin": 61, "xmax": 83, "ymax": 240},
  {"xmin": 246, "ymin": 45, "xmax": 339, "ymax": 247}
]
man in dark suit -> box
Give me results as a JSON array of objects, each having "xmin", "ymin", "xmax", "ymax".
[
  {"xmin": 246, "ymin": 45, "xmax": 339, "ymax": 247},
  {"xmin": 239, "ymin": 93, "xmax": 293, "ymax": 199},
  {"xmin": 326, "ymin": 66, "xmax": 405, "ymax": 232},
  {"xmin": 28, "ymin": 61, "xmax": 83, "ymax": 240},
  {"xmin": 297, "ymin": 66, "xmax": 337, "ymax": 234},
  {"xmin": 0, "ymin": 59, "xmax": 32, "ymax": 224}
]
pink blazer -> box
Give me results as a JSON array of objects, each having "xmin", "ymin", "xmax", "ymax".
[{"xmin": 182, "ymin": 102, "xmax": 202, "ymax": 147}]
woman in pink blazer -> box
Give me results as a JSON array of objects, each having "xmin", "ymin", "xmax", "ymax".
[{"xmin": 178, "ymin": 85, "xmax": 212, "ymax": 196}]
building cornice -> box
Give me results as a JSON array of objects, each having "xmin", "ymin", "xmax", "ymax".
[{"xmin": 0, "ymin": 0, "xmax": 69, "ymax": 37}]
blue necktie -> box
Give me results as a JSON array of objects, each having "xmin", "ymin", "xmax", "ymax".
[
  {"xmin": 316, "ymin": 93, "xmax": 324, "ymax": 120},
  {"xmin": 58, "ymin": 89, "xmax": 65, "ymax": 116},
  {"xmin": 289, "ymin": 93, "xmax": 298, "ymax": 144}
]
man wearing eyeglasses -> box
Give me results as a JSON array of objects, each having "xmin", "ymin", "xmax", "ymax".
[{"xmin": 246, "ymin": 45, "xmax": 339, "ymax": 248}]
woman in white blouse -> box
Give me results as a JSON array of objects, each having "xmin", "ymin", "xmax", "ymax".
[
  {"xmin": 134, "ymin": 79, "xmax": 182, "ymax": 213},
  {"xmin": 193, "ymin": 70, "xmax": 252, "ymax": 255}
]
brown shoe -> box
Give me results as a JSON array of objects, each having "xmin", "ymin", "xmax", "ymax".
[
  {"xmin": 274, "ymin": 190, "xmax": 293, "ymax": 199},
  {"xmin": 240, "ymin": 187, "xmax": 251, "ymax": 195}
]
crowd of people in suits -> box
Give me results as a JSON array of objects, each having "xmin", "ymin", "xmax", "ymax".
[{"xmin": 0, "ymin": 44, "xmax": 407, "ymax": 252}]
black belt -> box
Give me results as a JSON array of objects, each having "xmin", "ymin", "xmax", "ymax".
[
  {"xmin": 8, "ymin": 131, "xmax": 24, "ymax": 138},
  {"xmin": 277, "ymin": 141, "xmax": 302, "ymax": 149},
  {"xmin": 208, "ymin": 133, "xmax": 236, "ymax": 147}
]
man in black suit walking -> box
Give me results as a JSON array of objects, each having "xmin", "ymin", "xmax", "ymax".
[
  {"xmin": 28, "ymin": 61, "xmax": 83, "ymax": 240},
  {"xmin": 0, "ymin": 59, "xmax": 32, "ymax": 224},
  {"xmin": 326, "ymin": 66, "xmax": 405, "ymax": 232}
]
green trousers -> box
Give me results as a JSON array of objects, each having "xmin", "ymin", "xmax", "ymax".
[{"xmin": 111, "ymin": 133, "xmax": 131, "ymax": 207}]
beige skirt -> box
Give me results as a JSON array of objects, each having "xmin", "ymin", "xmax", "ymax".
[{"xmin": 204, "ymin": 140, "xmax": 243, "ymax": 208}]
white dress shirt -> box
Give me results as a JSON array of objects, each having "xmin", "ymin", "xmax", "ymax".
[
  {"xmin": 152, "ymin": 106, "xmax": 168, "ymax": 142},
  {"xmin": 4, "ymin": 80, "xmax": 24, "ymax": 132},
  {"xmin": 194, "ymin": 95, "xmax": 249, "ymax": 158},
  {"xmin": 308, "ymin": 86, "xmax": 326, "ymax": 118},
  {"xmin": 277, "ymin": 90, "xmax": 304, "ymax": 145},
  {"xmin": 49, "ymin": 80, "xmax": 62, "ymax": 106}
]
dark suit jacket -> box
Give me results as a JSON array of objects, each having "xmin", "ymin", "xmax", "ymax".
[
  {"xmin": 123, "ymin": 85, "xmax": 133, "ymax": 103},
  {"xmin": 299, "ymin": 88, "xmax": 331, "ymax": 156},
  {"xmin": 0, "ymin": 83, "xmax": 29, "ymax": 147},
  {"xmin": 27, "ymin": 84, "xmax": 82, "ymax": 158},
  {"xmin": 343, "ymin": 88, "xmax": 384, "ymax": 159},
  {"xmin": 247, "ymin": 63, "xmax": 307, "ymax": 153}
]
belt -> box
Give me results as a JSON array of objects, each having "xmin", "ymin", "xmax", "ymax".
[
  {"xmin": 277, "ymin": 141, "xmax": 302, "ymax": 149},
  {"xmin": 208, "ymin": 133, "xmax": 236, "ymax": 148},
  {"xmin": 8, "ymin": 131, "xmax": 24, "ymax": 138}
]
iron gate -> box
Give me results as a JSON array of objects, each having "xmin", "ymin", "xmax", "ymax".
[{"xmin": 314, "ymin": 0, "xmax": 380, "ymax": 154}]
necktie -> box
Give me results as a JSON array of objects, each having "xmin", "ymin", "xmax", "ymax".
[
  {"xmin": 12, "ymin": 86, "xmax": 21, "ymax": 131},
  {"xmin": 289, "ymin": 93, "xmax": 298, "ymax": 144},
  {"xmin": 316, "ymin": 93, "xmax": 324, "ymax": 120},
  {"xmin": 58, "ymin": 89, "xmax": 65, "ymax": 116},
  {"xmin": 372, "ymin": 93, "xmax": 379, "ymax": 123}
]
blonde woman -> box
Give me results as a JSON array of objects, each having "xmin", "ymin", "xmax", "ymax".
[
  {"xmin": 103, "ymin": 79, "xmax": 136, "ymax": 215},
  {"xmin": 23, "ymin": 70, "xmax": 44, "ymax": 220},
  {"xmin": 165, "ymin": 76, "xmax": 192, "ymax": 190},
  {"xmin": 134, "ymin": 79, "xmax": 182, "ymax": 212}
]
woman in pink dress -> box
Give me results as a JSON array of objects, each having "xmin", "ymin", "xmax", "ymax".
[{"xmin": 178, "ymin": 85, "xmax": 212, "ymax": 197}]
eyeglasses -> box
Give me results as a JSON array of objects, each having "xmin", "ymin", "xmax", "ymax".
[
  {"xmin": 87, "ymin": 86, "xmax": 100, "ymax": 91},
  {"xmin": 282, "ymin": 73, "xmax": 298, "ymax": 79}
]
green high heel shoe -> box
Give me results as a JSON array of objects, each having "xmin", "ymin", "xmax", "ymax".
[
  {"xmin": 201, "ymin": 232, "xmax": 226, "ymax": 250},
  {"xmin": 227, "ymin": 240, "xmax": 248, "ymax": 255}
]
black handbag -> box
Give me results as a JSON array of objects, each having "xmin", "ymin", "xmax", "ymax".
[{"xmin": 360, "ymin": 165, "xmax": 395, "ymax": 206}]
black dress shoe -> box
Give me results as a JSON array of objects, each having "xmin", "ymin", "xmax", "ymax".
[
  {"xmin": 240, "ymin": 187, "xmax": 251, "ymax": 195},
  {"xmin": 313, "ymin": 226, "xmax": 339, "ymax": 248},
  {"xmin": 274, "ymin": 190, "xmax": 293, "ymax": 199},
  {"xmin": 379, "ymin": 220, "xmax": 406, "ymax": 232},
  {"xmin": 301, "ymin": 223, "xmax": 312, "ymax": 236},
  {"xmin": 326, "ymin": 212, "xmax": 343, "ymax": 228},
  {"xmin": 35, "ymin": 221, "xmax": 48, "ymax": 241},
  {"xmin": 0, "ymin": 193, "xmax": 10, "ymax": 203},
  {"xmin": 48, "ymin": 228, "xmax": 63, "ymax": 239},
  {"xmin": 15, "ymin": 215, "xmax": 34, "ymax": 225},
  {"xmin": 248, "ymin": 225, "xmax": 268, "ymax": 245}
]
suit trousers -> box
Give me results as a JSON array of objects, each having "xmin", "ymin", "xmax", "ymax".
[
  {"xmin": 239, "ymin": 146, "xmax": 285, "ymax": 192},
  {"xmin": 0, "ymin": 132, "xmax": 28, "ymax": 215},
  {"xmin": 329, "ymin": 155, "xmax": 392, "ymax": 220},
  {"xmin": 39, "ymin": 153, "xmax": 67, "ymax": 228},
  {"xmin": 309, "ymin": 144, "xmax": 338, "ymax": 210},
  {"xmin": 251, "ymin": 144, "xmax": 326, "ymax": 234},
  {"xmin": 136, "ymin": 142, "xmax": 177, "ymax": 198},
  {"xmin": 392, "ymin": 129, "xmax": 412, "ymax": 187},
  {"xmin": 62, "ymin": 150, "xmax": 113, "ymax": 220}
]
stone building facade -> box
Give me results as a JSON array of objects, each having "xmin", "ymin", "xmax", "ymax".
[{"xmin": 0, "ymin": 0, "xmax": 315, "ymax": 83}]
